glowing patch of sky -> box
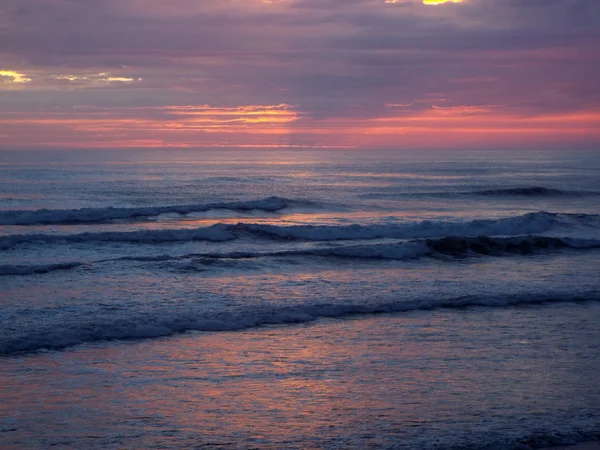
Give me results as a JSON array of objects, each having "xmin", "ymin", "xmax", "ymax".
[{"xmin": 0, "ymin": 70, "xmax": 31, "ymax": 84}]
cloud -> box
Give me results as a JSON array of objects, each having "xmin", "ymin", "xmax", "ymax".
[
  {"xmin": 422, "ymin": 0, "xmax": 462, "ymax": 4},
  {"xmin": 54, "ymin": 73, "xmax": 142, "ymax": 85},
  {"xmin": 0, "ymin": 0, "xmax": 599, "ymax": 148},
  {"xmin": 0, "ymin": 70, "xmax": 32, "ymax": 84}
]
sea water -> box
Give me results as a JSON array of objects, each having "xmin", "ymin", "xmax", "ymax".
[{"xmin": 1, "ymin": 149, "xmax": 599, "ymax": 449}]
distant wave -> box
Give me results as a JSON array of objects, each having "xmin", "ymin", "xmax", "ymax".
[
  {"xmin": 2, "ymin": 290, "xmax": 599, "ymax": 355},
  {"xmin": 203, "ymin": 212, "xmax": 598, "ymax": 244},
  {"xmin": 474, "ymin": 186, "xmax": 598, "ymax": 197},
  {"xmin": 0, "ymin": 196, "xmax": 289, "ymax": 225},
  {"xmin": 2, "ymin": 211, "xmax": 598, "ymax": 250},
  {"xmin": 358, "ymin": 186, "xmax": 600, "ymax": 200},
  {"xmin": 0, "ymin": 262, "xmax": 83, "ymax": 276},
  {"xmin": 0, "ymin": 224, "xmax": 235, "ymax": 249}
]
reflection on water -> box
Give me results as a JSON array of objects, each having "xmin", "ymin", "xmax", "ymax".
[
  {"xmin": 2, "ymin": 302, "xmax": 599, "ymax": 449},
  {"xmin": 1, "ymin": 149, "xmax": 600, "ymax": 449}
]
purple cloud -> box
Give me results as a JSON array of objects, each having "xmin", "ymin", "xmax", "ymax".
[{"xmin": 1, "ymin": 0, "xmax": 599, "ymax": 148}]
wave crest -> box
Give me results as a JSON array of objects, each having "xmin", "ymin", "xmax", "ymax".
[
  {"xmin": 118, "ymin": 235, "xmax": 600, "ymax": 266},
  {"xmin": 2, "ymin": 212, "xmax": 598, "ymax": 250},
  {"xmin": 0, "ymin": 196, "xmax": 288, "ymax": 226}
]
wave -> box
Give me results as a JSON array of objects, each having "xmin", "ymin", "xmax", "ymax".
[
  {"xmin": 473, "ymin": 186, "xmax": 599, "ymax": 197},
  {"xmin": 0, "ymin": 262, "xmax": 83, "ymax": 276},
  {"xmin": 118, "ymin": 234, "xmax": 600, "ymax": 277},
  {"xmin": 0, "ymin": 224, "xmax": 235, "ymax": 249},
  {"xmin": 358, "ymin": 186, "xmax": 600, "ymax": 200},
  {"xmin": 311, "ymin": 235, "xmax": 600, "ymax": 259},
  {"xmin": 233, "ymin": 212, "xmax": 598, "ymax": 243},
  {"xmin": 2, "ymin": 211, "xmax": 598, "ymax": 250},
  {"xmin": 239, "ymin": 212, "xmax": 563, "ymax": 240},
  {"xmin": 0, "ymin": 196, "xmax": 289, "ymax": 226},
  {"xmin": 111, "ymin": 236, "xmax": 599, "ymax": 271},
  {"xmin": 2, "ymin": 236, "xmax": 595, "ymax": 277},
  {"xmin": 2, "ymin": 291, "xmax": 599, "ymax": 355}
]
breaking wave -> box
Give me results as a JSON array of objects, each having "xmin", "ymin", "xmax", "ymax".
[
  {"xmin": 2, "ymin": 291, "xmax": 599, "ymax": 355},
  {"xmin": 263, "ymin": 235, "xmax": 600, "ymax": 259},
  {"xmin": 358, "ymin": 186, "xmax": 600, "ymax": 200},
  {"xmin": 3, "ymin": 235, "xmax": 596, "ymax": 277},
  {"xmin": 1, "ymin": 211, "xmax": 598, "ymax": 250},
  {"xmin": 0, "ymin": 196, "xmax": 289, "ymax": 225},
  {"xmin": 115, "ymin": 236, "xmax": 600, "ymax": 265}
]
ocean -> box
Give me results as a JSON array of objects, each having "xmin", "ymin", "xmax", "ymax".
[{"xmin": 1, "ymin": 148, "xmax": 599, "ymax": 449}]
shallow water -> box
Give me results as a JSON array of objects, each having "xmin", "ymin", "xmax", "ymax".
[{"xmin": 2, "ymin": 303, "xmax": 599, "ymax": 449}]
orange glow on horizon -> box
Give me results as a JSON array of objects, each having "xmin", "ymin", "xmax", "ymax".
[{"xmin": 1, "ymin": 103, "xmax": 599, "ymax": 149}]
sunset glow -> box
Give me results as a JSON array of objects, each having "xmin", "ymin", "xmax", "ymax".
[
  {"xmin": 0, "ymin": 0, "xmax": 598, "ymax": 149},
  {"xmin": 0, "ymin": 70, "xmax": 32, "ymax": 85}
]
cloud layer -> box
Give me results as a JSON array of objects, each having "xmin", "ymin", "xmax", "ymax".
[{"xmin": 1, "ymin": 0, "xmax": 599, "ymax": 148}]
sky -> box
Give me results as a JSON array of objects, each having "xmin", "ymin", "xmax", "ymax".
[{"xmin": 1, "ymin": 0, "xmax": 599, "ymax": 150}]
